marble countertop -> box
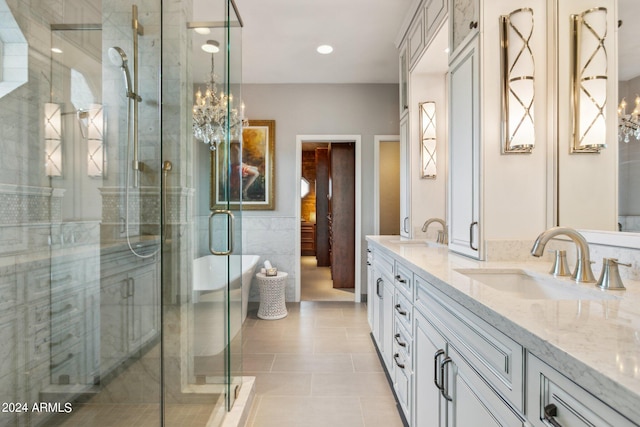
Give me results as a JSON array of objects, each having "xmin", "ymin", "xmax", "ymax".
[{"xmin": 367, "ymin": 235, "xmax": 640, "ymax": 424}]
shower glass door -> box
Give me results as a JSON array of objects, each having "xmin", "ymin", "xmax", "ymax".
[
  {"xmin": 185, "ymin": 0, "xmax": 245, "ymax": 414},
  {"xmin": 0, "ymin": 0, "xmax": 243, "ymax": 425}
]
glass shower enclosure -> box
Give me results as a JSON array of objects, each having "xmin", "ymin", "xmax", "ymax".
[{"xmin": 0, "ymin": 0, "xmax": 244, "ymax": 426}]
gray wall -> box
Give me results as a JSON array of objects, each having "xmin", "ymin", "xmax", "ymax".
[{"xmin": 197, "ymin": 83, "xmax": 400, "ymax": 300}]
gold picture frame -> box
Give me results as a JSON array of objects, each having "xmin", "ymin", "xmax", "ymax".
[{"xmin": 210, "ymin": 119, "xmax": 275, "ymax": 210}]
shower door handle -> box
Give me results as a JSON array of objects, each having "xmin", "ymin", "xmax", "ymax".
[{"xmin": 209, "ymin": 210, "xmax": 235, "ymax": 256}]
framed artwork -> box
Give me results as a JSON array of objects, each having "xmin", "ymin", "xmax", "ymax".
[{"xmin": 210, "ymin": 119, "xmax": 275, "ymax": 210}]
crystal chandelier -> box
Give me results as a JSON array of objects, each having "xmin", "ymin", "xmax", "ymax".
[
  {"xmin": 192, "ymin": 44, "xmax": 246, "ymax": 150},
  {"xmin": 618, "ymin": 96, "xmax": 640, "ymax": 143}
]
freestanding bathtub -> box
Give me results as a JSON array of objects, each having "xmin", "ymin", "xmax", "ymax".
[
  {"xmin": 193, "ymin": 254, "xmax": 260, "ymax": 322},
  {"xmin": 189, "ymin": 255, "xmax": 259, "ymax": 360}
]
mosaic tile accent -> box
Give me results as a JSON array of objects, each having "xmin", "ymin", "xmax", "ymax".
[{"xmin": 0, "ymin": 184, "xmax": 65, "ymax": 225}]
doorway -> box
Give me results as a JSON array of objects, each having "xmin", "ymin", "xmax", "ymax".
[
  {"xmin": 295, "ymin": 135, "xmax": 362, "ymax": 302},
  {"xmin": 374, "ymin": 135, "xmax": 401, "ymax": 234}
]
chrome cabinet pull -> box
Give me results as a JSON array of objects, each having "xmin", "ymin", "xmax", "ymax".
[
  {"xmin": 469, "ymin": 21, "xmax": 478, "ymax": 29},
  {"xmin": 395, "ymin": 275, "xmax": 407, "ymax": 284},
  {"xmin": 469, "ymin": 221, "xmax": 478, "ymax": 251},
  {"xmin": 403, "ymin": 217, "xmax": 409, "ymax": 233},
  {"xmin": 376, "ymin": 278, "xmax": 383, "ymax": 298},
  {"xmin": 394, "ymin": 333, "xmax": 407, "ymax": 347},
  {"xmin": 433, "ymin": 349, "xmax": 445, "ymax": 391},
  {"xmin": 209, "ymin": 210, "xmax": 235, "ymax": 256},
  {"xmin": 543, "ymin": 404, "xmax": 562, "ymax": 427},
  {"xmin": 393, "ymin": 353, "xmax": 405, "ymax": 369},
  {"xmin": 394, "ymin": 304, "xmax": 407, "ymax": 316},
  {"xmin": 440, "ymin": 356, "xmax": 453, "ymax": 401}
]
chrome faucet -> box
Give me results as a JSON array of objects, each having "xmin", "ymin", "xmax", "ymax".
[
  {"xmin": 422, "ymin": 218, "xmax": 448, "ymax": 244},
  {"xmin": 530, "ymin": 227, "xmax": 596, "ymax": 283}
]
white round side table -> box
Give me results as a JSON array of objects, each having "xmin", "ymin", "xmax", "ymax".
[{"xmin": 255, "ymin": 272, "xmax": 288, "ymax": 320}]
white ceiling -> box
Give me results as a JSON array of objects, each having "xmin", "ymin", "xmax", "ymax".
[
  {"xmin": 226, "ymin": 0, "xmax": 412, "ymax": 84},
  {"xmin": 192, "ymin": 0, "xmax": 639, "ymax": 85}
]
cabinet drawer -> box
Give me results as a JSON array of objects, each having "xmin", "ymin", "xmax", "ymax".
[
  {"xmin": 50, "ymin": 341, "xmax": 84, "ymax": 385},
  {"xmin": 415, "ymin": 274, "xmax": 524, "ymax": 411},
  {"xmin": 374, "ymin": 250, "xmax": 395, "ymax": 281},
  {"xmin": 394, "ymin": 289, "xmax": 413, "ymax": 334},
  {"xmin": 393, "ymin": 345, "xmax": 412, "ymax": 420},
  {"xmin": 526, "ymin": 354, "xmax": 636, "ymax": 427},
  {"xmin": 50, "ymin": 321, "xmax": 83, "ymax": 358},
  {"xmin": 393, "ymin": 318, "xmax": 412, "ymax": 370},
  {"xmin": 394, "ymin": 261, "xmax": 414, "ymax": 298}
]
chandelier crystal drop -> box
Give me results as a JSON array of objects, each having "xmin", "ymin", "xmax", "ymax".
[
  {"xmin": 192, "ymin": 53, "xmax": 246, "ymax": 150},
  {"xmin": 618, "ymin": 96, "xmax": 640, "ymax": 143}
]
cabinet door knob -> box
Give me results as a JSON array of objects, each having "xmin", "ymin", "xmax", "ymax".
[
  {"xmin": 543, "ymin": 404, "xmax": 562, "ymax": 427},
  {"xmin": 469, "ymin": 21, "xmax": 478, "ymax": 29}
]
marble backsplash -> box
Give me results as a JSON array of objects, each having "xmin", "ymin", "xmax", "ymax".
[{"xmin": 485, "ymin": 237, "xmax": 640, "ymax": 285}]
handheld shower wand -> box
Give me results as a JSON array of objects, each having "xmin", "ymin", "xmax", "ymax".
[{"xmin": 108, "ymin": 47, "xmax": 141, "ymax": 102}]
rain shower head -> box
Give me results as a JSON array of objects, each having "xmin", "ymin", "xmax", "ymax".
[{"xmin": 108, "ymin": 46, "xmax": 132, "ymax": 98}]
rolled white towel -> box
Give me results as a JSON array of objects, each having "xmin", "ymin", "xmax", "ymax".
[{"xmin": 264, "ymin": 260, "xmax": 273, "ymax": 269}]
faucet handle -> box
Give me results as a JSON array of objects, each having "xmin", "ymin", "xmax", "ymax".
[
  {"xmin": 596, "ymin": 258, "xmax": 629, "ymax": 290},
  {"xmin": 548, "ymin": 250, "xmax": 571, "ymax": 277}
]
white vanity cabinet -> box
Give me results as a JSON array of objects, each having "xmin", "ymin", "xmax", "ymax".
[
  {"xmin": 414, "ymin": 273, "xmax": 525, "ymax": 426},
  {"xmin": 367, "ymin": 241, "xmax": 526, "ymax": 426},
  {"xmin": 526, "ymin": 354, "xmax": 637, "ymax": 427},
  {"xmin": 447, "ymin": 37, "xmax": 481, "ymax": 259},
  {"xmin": 400, "ymin": 114, "xmax": 411, "ymax": 237},
  {"xmin": 366, "ymin": 238, "xmax": 640, "ymax": 426},
  {"xmin": 369, "ymin": 247, "xmax": 396, "ymax": 370},
  {"xmin": 392, "ymin": 271, "xmax": 414, "ymax": 420},
  {"xmin": 100, "ymin": 243, "xmax": 160, "ymax": 375}
]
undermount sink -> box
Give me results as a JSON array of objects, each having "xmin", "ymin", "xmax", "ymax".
[
  {"xmin": 455, "ymin": 268, "xmax": 619, "ymax": 300},
  {"xmin": 388, "ymin": 239, "xmax": 442, "ymax": 248}
]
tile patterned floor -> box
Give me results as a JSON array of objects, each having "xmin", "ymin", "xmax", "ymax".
[
  {"xmin": 300, "ymin": 256, "xmax": 355, "ymax": 301},
  {"xmin": 242, "ymin": 301, "xmax": 405, "ymax": 427}
]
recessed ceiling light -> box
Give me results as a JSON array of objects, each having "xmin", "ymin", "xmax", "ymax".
[
  {"xmin": 317, "ymin": 45, "xmax": 333, "ymax": 55},
  {"xmin": 51, "ymin": 47, "xmax": 63, "ymax": 54},
  {"xmin": 194, "ymin": 27, "xmax": 211, "ymax": 35},
  {"xmin": 202, "ymin": 40, "xmax": 220, "ymax": 53}
]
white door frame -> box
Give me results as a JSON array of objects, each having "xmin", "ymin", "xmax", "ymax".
[
  {"xmin": 373, "ymin": 135, "xmax": 400, "ymax": 235},
  {"xmin": 295, "ymin": 135, "xmax": 362, "ymax": 302}
]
